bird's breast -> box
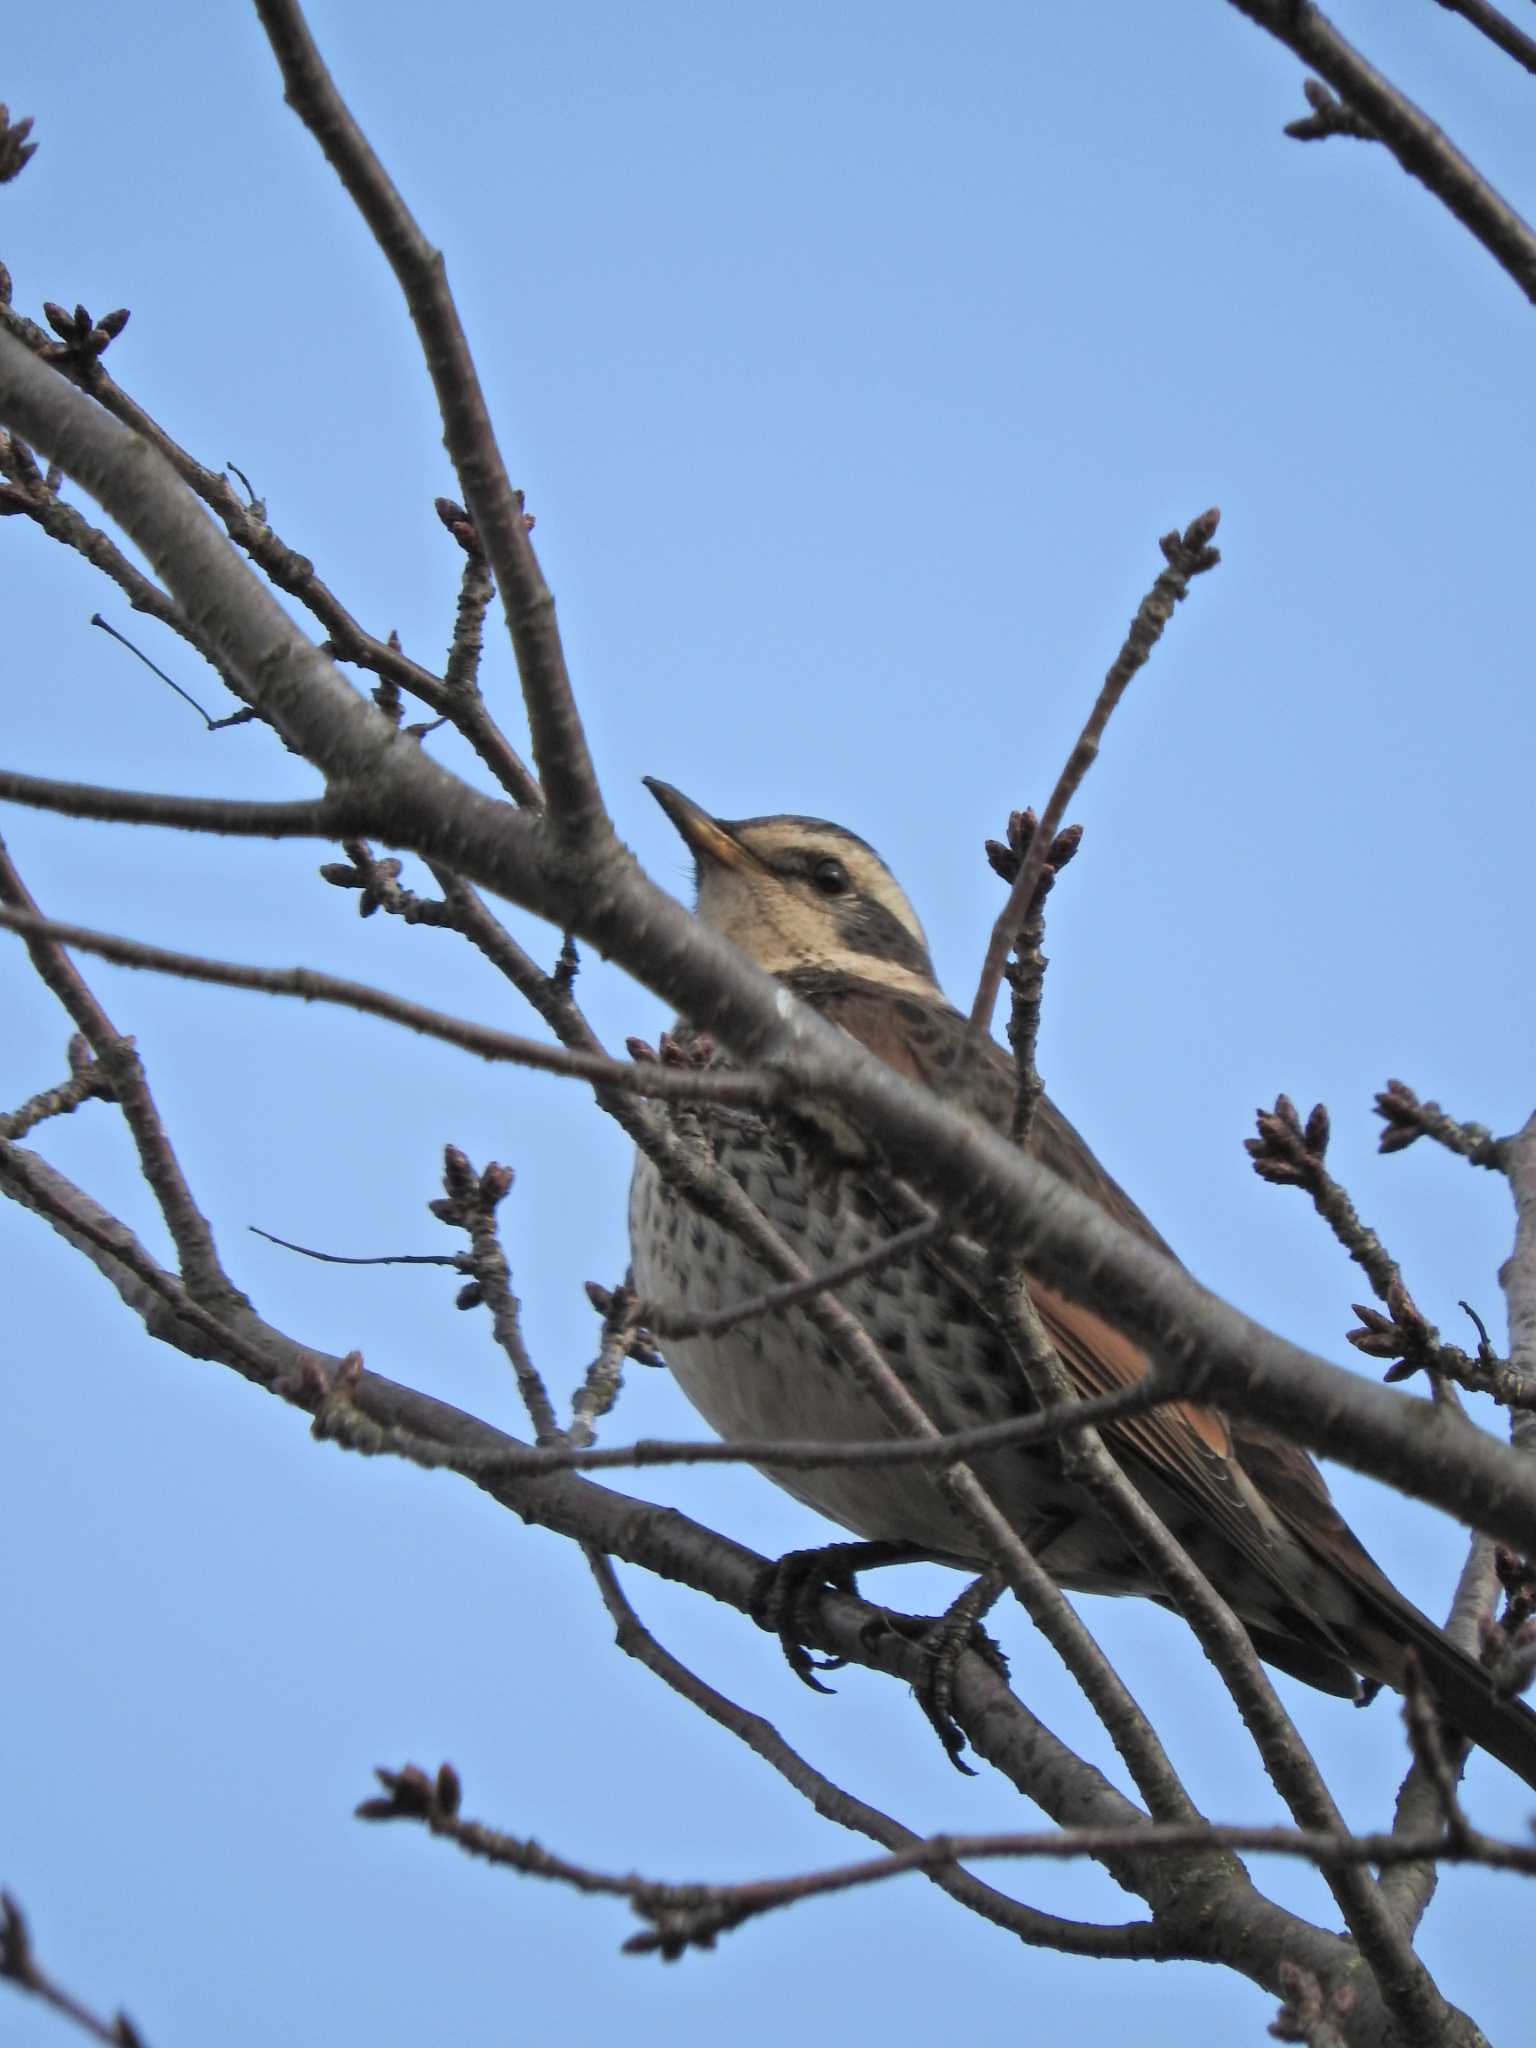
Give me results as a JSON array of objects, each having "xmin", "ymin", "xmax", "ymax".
[{"xmin": 628, "ymin": 1117, "xmax": 1131, "ymax": 1577}]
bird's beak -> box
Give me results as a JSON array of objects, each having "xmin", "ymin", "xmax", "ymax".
[{"xmin": 643, "ymin": 778, "xmax": 752, "ymax": 870}]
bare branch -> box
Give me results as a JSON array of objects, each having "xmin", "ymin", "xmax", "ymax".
[
  {"xmin": 0, "ymin": 430, "xmax": 246, "ymax": 699},
  {"xmin": 1430, "ymin": 0, "xmax": 1536, "ymax": 78},
  {"xmin": 983, "ymin": 807, "xmax": 1083, "ymax": 1148},
  {"xmin": 1248, "ymin": 1095, "xmax": 1403, "ymax": 1302},
  {"xmin": 90, "ymin": 613, "xmax": 256, "ymax": 730},
  {"xmin": 1375, "ymin": 1079, "xmax": 1504, "ymax": 1168},
  {"xmin": 309, "ymin": 1364, "xmax": 1176, "ymax": 1480},
  {"xmin": 569, "ymin": 1291, "xmax": 637, "ymax": 1449},
  {"xmin": 0, "ymin": 839, "xmax": 236, "ymax": 1300},
  {"xmin": 0, "ymin": 905, "xmax": 784, "ymax": 1108},
  {"xmin": 1246, "ymin": 1097, "xmax": 1525, "ymax": 1409},
  {"xmin": 1285, "ymin": 76, "xmax": 1380, "ymax": 144},
  {"xmin": 252, "ymin": 0, "xmax": 599, "ymax": 835},
  {"xmin": 435, "ymin": 499, "xmax": 496, "ymax": 695},
  {"xmin": 0, "ymin": 1893, "xmax": 149, "ymax": 2048},
  {"xmin": 1229, "ymin": 0, "xmax": 1536, "ymax": 303},
  {"xmin": 0, "ymin": 766, "xmax": 336, "ymax": 837},
  {"xmin": 430, "ymin": 1144, "xmax": 562, "ymax": 1442},
  {"xmin": 356, "ymin": 1762, "xmax": 1536, "ymax": 1963},
  {"xmin": 612, "ymin": 1215, "xmax": 940, "ymax": 1342},
  {"xmin": 969, "ymin": 509, "xmax": 1219, "ymax": 1030},
  {"xmin": 0, "ymin": 1053, "xmax": 115, "ymax": 1139}
]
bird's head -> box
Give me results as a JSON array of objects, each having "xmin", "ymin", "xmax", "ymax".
[{"xmin": 644, "ymin": 778, "xmax": 939, "ymax": 998}]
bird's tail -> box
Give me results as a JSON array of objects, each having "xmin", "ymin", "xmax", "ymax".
[{"xmin": 1341, "ymin": 1578, "xmax": 1536, "ymax": 1798}]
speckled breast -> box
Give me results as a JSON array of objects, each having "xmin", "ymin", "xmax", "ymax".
[{"xmin": 628, "ymin": 1111, "xmax": 1115, "ymax": 1579}]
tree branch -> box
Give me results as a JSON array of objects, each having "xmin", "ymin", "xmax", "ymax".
[
  {"xmin": 0, "ymin": 905, "xmax": 783, "ymax": 1107},
  {"xmin": 583, "ymin": 1553, "xmax": 1169, "ymax": 1959},
  {"xmin": 251, "ymin": 0, "xmax": 599, "ymax": 835},
  {"xmin": 1229, "ymin": 0, "xmax": 1536, "ymax": 303},
  {"xmin": 969, "ymin": 510, "xmax": 1219, "ymax": 1031}
]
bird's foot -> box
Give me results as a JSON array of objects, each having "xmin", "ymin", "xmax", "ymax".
[
  {"xmin": 748, "ymin": 1539, "xmax": 928, "ymax": 1693},
  {"xmin": 905, "ymin": 1571, "xmax": 1009, "ymax": 1774}
]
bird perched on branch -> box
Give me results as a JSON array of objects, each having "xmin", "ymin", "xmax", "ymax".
[{"xmin": 628, "ymin": 778, "xmax": 1536, "ymax": 1788}]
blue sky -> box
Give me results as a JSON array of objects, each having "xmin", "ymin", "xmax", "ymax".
[{"xmin": 5, "ymin": 4, "xmax": 1536, "ymax": 2043}]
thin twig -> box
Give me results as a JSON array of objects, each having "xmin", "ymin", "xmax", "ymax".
[
  {"xmin": 968, "ymin": 509, "xmax": 1219, "ymax": 1030},
  {"xmin": 0, "ymin": 841, "xmax": 235, "ymax": 1302},
  {"xmin": 438, "ymin": 508, "xmax": 496, "ymax": 695},
  {"xmin": 0, "ymin": 904, "xmax": 788, "ymax": 1108},
  {"xmin": 1250, "ymin": 1096, "xmax": 1536, "ymax": 1408},
  {"xmin": 358, "ymin": 1762, "xmax": 1536, "ymax": 1962},
  {"xmin": 1248, "ymin": 1096, "xmax": 1405, "ymax": 1305},
  {"xmin": 1375, "ymin": 1079, "xmax": 1504, "ymax": 1169},
  {"xmin": 0, "ymin": 431, "xmax": 243, "ymax": 698},
  {"xmin": 0, "ymin": 1059, "xmax": 114, "ymax": 1139},
  {"xmin": 0, "ymin": 1893, "xmax": 148, "ymax": 2048},
  {"xmin": 430, "ymin": 1145, "xmax": 563, "ymax": 1443},
  {"xmin": 91, "ymin": 613, "xmax": 254, "ymax": 730},
  {"xmin": 250, "ymin": 1225, "xmax": 463, "ymax": 1271},
  {"xmin": 983, "ymin": 808, "xmax": 1083, "ymax": 1148},
  {"xmin": 310, "ymin": 1366, "xmax": 1174, "ymax": 1481},
  {"xmin": 613, "ymin": 1216, "xmax": 940, "ymax": 1341},
  {"xmin": 569, "ymin": 1294, "xmax": 637, "ymax": 1449}
]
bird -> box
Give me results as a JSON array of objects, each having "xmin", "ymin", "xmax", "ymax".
[{"xmin": 628, "ymin": 777, "xmax": 1536, "ymax": 1789}]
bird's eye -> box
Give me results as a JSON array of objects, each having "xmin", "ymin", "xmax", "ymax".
[{"xmin": 811, "ymin": 857, "xmax": 851, "ymax": 896}]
